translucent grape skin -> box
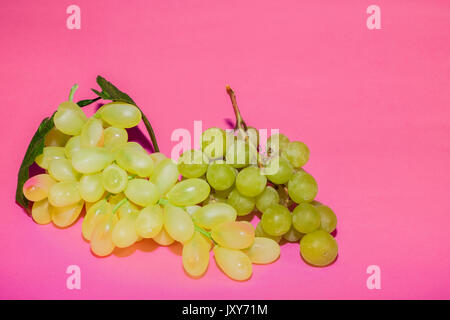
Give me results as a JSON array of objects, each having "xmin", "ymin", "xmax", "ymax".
[
  {"xmin": 112, "ymin": 212, "xmax": 139, "ymax": 248},
  {"xmin": 90, "ymin": 213, "xmax": 117, "ymax": 257},
  {"xmin": 255, "ymin": 221, "xmax": 282, "ymax": 243},
  {"xmin": 31, "ymin": 199, "xmax": 52, "ymax": 225},
  {"xmin": 35, "ymin": 146, "xmax": 66, "ymax": 169},
  {"xmin": 150, "ymin": 158, "xmax": 180, "ymax": 195},
  {"xmin": 288, "ymin": 170, "xmax": 318, "ymax": 204},
  {"xmin": 243, "ymin": 237, "xmax": 280, "ymax": 264},
  {"xmin": 48, "ymin": 181, "xmax": 81, "ymax": 207},
  {"xmin": 255, "ymin": 186, "xmax": 279, "ymax": 213},
  {"xmin": 103, "ymin": 127, "xmax": 128, "ymax": 152},
  {"xmin": 80, "ymin": 117, "xmax": 104, "ymax": 148},
  {"xmin": 282, "ymin": 141, "xmax": 310, "ymax": 168},
  {"xmin": 292, "ymin": 203, "xmax": 321, "ymax": 234},
  {"xmin": 314, "ymin": 204, "xmax": 337, "ymax": 233},
  {"xmin": 99, "ymin": 102, "xmax": 142, "ymax": 128},
  {"xmin": 125, "ymin": 179, "xmax": 160, "ymax": 207},
  {"xmin": 266, "ymin": 133, "xmax": 290, "ymax": 154},
  {"xmin": 44, "ymin": 127, "xmax": 70, "ymax": 147},
  {"xmin": 213, "ymin": 246, "xmax": 252, "ymax": 281},
  {"xmin": 82, "ymin": 200, "xmax": 111, "ymax": 241},
  {"xmin": 192, "ymin": 202, "xmax": 237, "ymax": 230},
  {"xmin": 23, "ymin": 174, "xmax": 56, "ymax": 202},
  {"xmin": 211, "ymin": 221, "xmax": 255, "ymax": 250},
  {"xmin": 182, "ymin": 231, "xmax": 210, "ymax": 277},
  {"xmin": 79, "ymin": 173, "xmax": 104, "ymax": 203},
  {"xmin": 167, "ymin": 178, "xmax": 211, "ymax": 206},
  {"xmin": 53, "ymin": 101, "xmax": 87, "ymax": 135},
  {"xmin": 71, "ymin": 147, "xmax": 114, "ymax": 174},
  {"xmin": 201, "ymin": 127, "xmax": 227, "ymax": 159},
  {"xmin": 48, "ymin": 159, "xmax": 80, "ymax": 182},
  {"xmin": 235, "ymin": 166, "xmax": 267, "ymax": 197},
  {"xmin": 51, "ymin": 200, "xmax": 84, "ymax": 228},
  {"xmin": 300, "ymin": 230, "xmax": 338, "ymax": 267},
  {"xmin": 64, "ymin": 136, "xmax": 81, "ymax": 158},
  {"xmin": 163, "ymin": 204, "xmax": 194, "ymax": 243},
  {"xmin": 226, "ymin": 188, "xmax": 255, "ymax": 216},
  {"xmin": 266, "ymin": 156, "xmax": 294, "ymax": 185},
  {"xmin": 152, "ymin": 226, "xmax": 175, "ymax": 246},
  {"xmin": 135, "ymin": 205, "xmax": 164, "ymax": 238},
  {"xmin": 261, "ymin": 204, "xmax": 292, "ymax": 236},
  {"xmin": 115, "ymin": 143, "xmax": 154, "ymax": 177},
  {"xmin": 206, "ymin": 161, "xmax": 236, "ymax": 191},
  {"xmin": 102, "ymin": 164, "xmax": 128, "ymax": 194},
  {"xmin": 178, "ymin": 149, "xmax": 209, "ymax": 178},
  {"xmin": 225, "ymin": 140, "xmax": 258, "ymax": 168}
]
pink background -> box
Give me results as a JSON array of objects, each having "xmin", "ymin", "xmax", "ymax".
[{"xmin": 1, "ymin": 0, "xmax": 449, "ymax": 300}]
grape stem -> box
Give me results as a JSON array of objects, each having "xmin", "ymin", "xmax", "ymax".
[
  {"xmin": 194, "ymin": 224, "xmax": 215, "ymax": 243},
  {"xmin": 112, "ymin": 198, "xmax": 128, "ymax": 214},
  {"xmin": 226, "ymin": 85, "xmax": 248, "ymax": 131},
  {"xmin": 69, "ymin": 84, "xmax": 79, "ymax": 102}
]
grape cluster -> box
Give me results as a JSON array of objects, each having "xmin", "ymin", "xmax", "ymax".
[{"xmin": 21, "ymin": 84, "xmax": 338, "ymax": 281}]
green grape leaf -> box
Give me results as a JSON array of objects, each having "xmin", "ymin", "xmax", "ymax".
[
  {"xmin": 94, "ymin": 75, "xmax": 159, "ymax": 152},
  {"xmin": 16, "ymin": 98, "xmax": 98, "ymax": 211}
]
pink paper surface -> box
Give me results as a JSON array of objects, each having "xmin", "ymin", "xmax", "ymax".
[{"xmin": 1, "ymin": 0, "xmax": 449, "ymax": 300}]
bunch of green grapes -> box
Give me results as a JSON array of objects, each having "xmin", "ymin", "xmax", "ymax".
[
  {"xmin": 176, "ymin": 87, "xmax": 339, "ymax": 267},
  {"xmin": 22, "ymin": 84, "xmax": 281, "ymax": 281}
]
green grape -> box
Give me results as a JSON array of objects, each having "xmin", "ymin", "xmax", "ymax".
[
  {"xmin": 125, "ymin": 179, "xmax": 160, "ymax": 207},
  {"xmin": 300, "ymin": 230, "xmax": 338, "ymax": 267},
  {"xmin": 150, "ymin": 152, "xmax": 167, "ymax": 166},
  {"xmin": 185, "ymin": 205, "xmax": 201, "ymax": 216},
  {"xmin": 64, "ymin": 136, "xmax": 81, "ymax": 158},
  {"xmin": 82, "ymin": 199, "xmax": 111, "ymax": 240},
  {"xmin": 112, "ymin": 212, "xmax": 139, "ymax": 248},
  {"xmin": 282, "ymin": 141, "xmax": 310, "ymax": 168},
  {"xmin": 214, "ymin": 186, "xmax": 234, "ymax": 199},
  {"xmin": 48, "ymin": 181, "xmax": 81, "ymax": 207},
  {"xmin": 152, "ymin": 226, "xmax": 175, "ymax": 246},
  {"xmin": 213, "ymin": 246, "xmax": 252, "ymax": 281},
  {"xmin": 135, "ymin": 205, "xmax": 163, "ymax": 238},
  {"xmin": 99, "ymin": 102, "xmax": 142, "ymax": 128},
  {"xmin": 292, "ymin": 203, "xmax": 321, "ymax": 234},
  {"xmin": 79, "ymin": 173, "xmax": 104, "ymax": 203},
  {"xmin": 182, "ymin": 231, "xmax": 210, "ymax": 277},
  {"xmin": 90, "ymin": 213, "xmax": 117, "ymax": 257},
  {"xmin": 44, "ymin": 127, "xmax": 70, "ymax": 147},
  {"xmin": 226, "ymin": 188, "xmax": 255, "ymax": 216},
  {"xmin": 53, "ymin": 101, "xmax": 87, "ymax": 135},
  {"xmin": 201, "ymin": 127, "xmax": 227, "ymax": 159},
  {"xmin": 35, "ymin": 146, "xmax": 66, "ymax": 169},
  {"xmin": 243, "ymin": 237, "xmax": 280, "ymax": 264},
  {"xmin": 23, "ymin": 174, "xmax": 57, "ymax": 202},
  {"xmin": 150, "ymin": 158, "xmax": 180, "ymax": 195},
  {"xmin": 117, "ymin": 200, "xmax": 140, "ymax": 219},
  {"xmin": 31, "ymin": 199, "xmax": 52, "ymax": 225},
  {"xmin": 48, "ymin": 159, "xmax": 80, "ymax": 182},
  {"xmin": 211, "ymin": 221, "xmax": 255, "ymax": 250},
  {"xmin": 235, "ymin": 166, "xmax": 267, "ymax": 197},
  {"xmin": 314, "ymin": 204, "xmax": 337, "ymax": 233},
  {"xmin": 265, "ymin": 156, "xmax": 294, "ymax": 184},
  {"xmin": 103, "ymin": 127, "xmax": 128, "ymax": 152},
  {"xmin": 115, "ymin": 143, "xmax": 154, "ymax": 177},
  {"xmin": 71, "ymin": 147, "xmax": 114, "ymax": 174},
  {"xmin": 51, "ymin": 200, "xmax": 84, "ymax": 228},
  {"xmin": 163, "ymin": 204, "xmax": 194, "ymax": 243},
  {"xmin": 225, "ymin": 140, "xmax": 258, "ymax": 168},
  {"xmin": 266, "ymin": 133, "xmax": 290, "ymax": 153},
  {"xmin": 256, "ymin": 186, "xmax": 279, "ymax": 212},
  {"xmin": 283, "ymin": 226, "xmax": 304, "ymax": 242},
  {"xmin": 261, "ymin": 204, "xmax": 292, "ymax": 236},
  {"xmin": 80, "ymin": 118, "xmax": 104, "ymax": 148},
  {"xmin": 206, "ymin": 161, "xmax": 236, "ymax": 191},
  {"xmin": 255, "ymin": 221, "xmax": 281, "ymax": 243},
  {"xmin": 192, "ymin": 202, "xmax": 237, "ymax": 230},
  {"xmin": 201, "ymin": 192, "xmax": 228, "ymax": 206},
  {"xmin": 288, "ymin": 170, "xmax": 318, "ymax": 203},
  {"xmin": 178, "ymin": 149, "xmax": 209, "ymax": 178},
  {"xmin": 102, "ymin": 164, "xmax": 128, "ymax": 194},
  {"xmin": 167, "ymin": 178, "xmax": 210, "ymax": 206},
  {"xmin": 236, "ymin": 127, "xmax": 259, "ymax": 149}
]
